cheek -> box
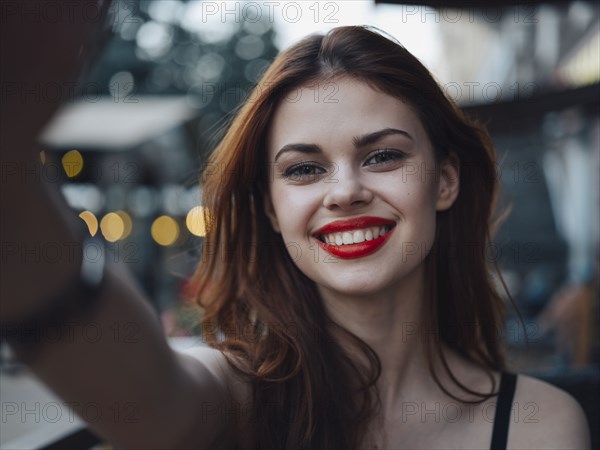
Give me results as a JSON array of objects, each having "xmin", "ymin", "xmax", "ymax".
[
  {"xmin": 270, "ymin": 185, "xmax": 320, "ymax": 238},
  {"xmin": 382, "ymin": 174, "xmax": 438, "ymax": 244},
  {"xmin": 382, "ymin": 170, "xmax": 438, "ymax": 212}
]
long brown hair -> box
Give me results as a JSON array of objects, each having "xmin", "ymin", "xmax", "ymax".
[{"xmin": 193, "ymin": 25, "xmax": 507, "ymax": 449}]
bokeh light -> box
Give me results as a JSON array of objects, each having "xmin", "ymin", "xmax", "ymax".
[
  {"xmin": 116, "ymin": 210, "xmax": 133, "ymax": 239},
  {"xmin": 62, "ymin": 150, "xmax": 83, "ymax": 178},
  {"xmin": 78, "ymin": 210, "xmax": 98, "ymax": 237},
  {"xmin": 100, "ymin": 212, "xmax": 125, "ymax": 242},
  {"xmin": 151, "ymin": 215, "xmax": 179, "ymax": 246},
  {"xmin": 186, "ymin": 206, "xmax": 207, "ymax": 237}
]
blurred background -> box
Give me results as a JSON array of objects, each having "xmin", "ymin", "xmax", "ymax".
[{"xmin": 1, "ymin": 0, "xmax": 598, "ymax": 448}]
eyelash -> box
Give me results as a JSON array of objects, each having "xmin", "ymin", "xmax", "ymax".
[
  {"xmin": 282, "ymin": 149, "xmax": 407, "ymax": 180},
  {"xmin": 365, "ymin": 148, "xmax": 407, "ymax": 166}
]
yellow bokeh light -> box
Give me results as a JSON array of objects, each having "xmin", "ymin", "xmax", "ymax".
[
  {"xmin": 151, "ymin": 216, "xmax": 179, "ymax": 246},
  {"xmin": 116, "ymin": 210, "xmax": 133, "ymax": 239},
  {"xmin": 39, "ymin": 150, "xmax": 46, "ymax": 165},
  {"xmin": 78, "ymin": 210, "xmax": 98, "ymax": 237},
  {"xmin": 186, "ymin": 206, "xmax": 207, "ymax": 237},
  {"xmin": 62, "ymin": 150, "xmax": 83, "ymax": 178},
  {"xmin": 100, "ymin": 212, "xmax": 125, "ymax": 243}
]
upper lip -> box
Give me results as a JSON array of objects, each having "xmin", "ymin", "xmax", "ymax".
[{"xmin": 312, "ymin": 216, "xmax": 396, "ymax": 237}]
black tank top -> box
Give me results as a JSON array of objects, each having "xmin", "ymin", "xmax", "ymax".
[{"xmin": 490, "ymin": 372, "xmax": 517, "ymax": 450}]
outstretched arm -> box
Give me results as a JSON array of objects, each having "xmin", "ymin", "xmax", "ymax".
[
  {"xmin": 0, "ymin": 4, "xmax": 236, "ymax": 448},
  {"xmin": 6, "ymin": 262, "xmax": 235, "ymax": 449}
]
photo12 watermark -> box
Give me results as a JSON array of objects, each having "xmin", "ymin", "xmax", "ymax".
[
  {"xmin": 190, "ymin": 1, "xmax": 340, "ymax": 25},
  {"xmin": 1, "ymin": 400, "xmax": 145, "ymax": 425}
]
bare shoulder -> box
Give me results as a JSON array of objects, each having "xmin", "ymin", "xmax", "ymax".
[
  {"xmin": 178, "ymin": 345, "xmax": 252, "ymax": 404},
  {"xmin": 178, "ymin": 345, "xmax": 232, "ymax": 385},
  {"xmin": 179, "ymin": 345, "xmax": 255, "ymax": 448},
  {"xmin": 509, "ymin": 374, "xmax": 591, "ymax": 450}
]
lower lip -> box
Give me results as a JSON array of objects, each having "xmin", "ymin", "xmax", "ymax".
[{"xmin": 314, "ymin": 227, "xmax": 395, "ymax": 260}]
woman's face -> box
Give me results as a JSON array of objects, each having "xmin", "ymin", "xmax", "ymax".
[{"xmin": 265, "ymin": 78, "xmax": 459, "ymax": 298}]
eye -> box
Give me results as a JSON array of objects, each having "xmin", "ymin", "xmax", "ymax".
[
  {"xmin": 364, "ymin": 149, "xmax": 407, "ymax": 166},
  {"xmin": 283, "ymin": 162, "xmax": 326, "ymax": 181}
]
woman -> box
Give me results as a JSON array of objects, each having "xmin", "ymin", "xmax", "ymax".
[
  {"xmin": 187, "ymin": 25, "xmax": 591, "ymax": 449},
  {"xmin": 1, "ymin": 24, "xmax": 590, "ymax": 450}
]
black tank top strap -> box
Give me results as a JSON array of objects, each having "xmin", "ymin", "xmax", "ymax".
[{"xmin": 490, "ymin": 371, "xmax": 517, "ymax": 450}]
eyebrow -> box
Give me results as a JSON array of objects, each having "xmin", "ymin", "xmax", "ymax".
[{"xmin": 273, "ymin": 127, "xmax": 414, "ymax": 162}]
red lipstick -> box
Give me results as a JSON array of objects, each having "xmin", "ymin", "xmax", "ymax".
[{"xmin": 312, "ymin": 216, "xmax": 396, "ymax": 260}]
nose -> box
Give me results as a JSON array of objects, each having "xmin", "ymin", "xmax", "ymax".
[{"xmin": 322, "ymin": 165, "xmax": 374, "ymax": 211}]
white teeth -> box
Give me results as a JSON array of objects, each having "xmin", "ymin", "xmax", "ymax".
[
  {"xmin": 320, "ymin": 225, "xmax": 393, "ymax": 246},
  {"xmin": 353, "ymin": 230, "xmax": 365, "ymax": 243}
]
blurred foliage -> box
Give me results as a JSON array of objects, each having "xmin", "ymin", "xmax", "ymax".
[{"xmin": 84, "ymin": 0, "xmax": 280, "ymax": 159}]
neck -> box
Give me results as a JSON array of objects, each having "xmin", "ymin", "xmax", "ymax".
[{"xmin": 318, "ymin": 263, "xmax": 438, "ymax": 409}]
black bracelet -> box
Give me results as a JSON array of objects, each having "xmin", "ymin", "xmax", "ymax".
[{"xmin": 1, "ymin": 236, "xmax": 107, "ymax": 354}]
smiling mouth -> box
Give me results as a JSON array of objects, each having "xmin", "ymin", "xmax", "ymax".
[
  {"xmin": 317, "ymin": 224, "xmax": 395, "ymax": 245},
  {"xmin": 314, "ymin": 224, "xmax": 396, "ymax": 260}
]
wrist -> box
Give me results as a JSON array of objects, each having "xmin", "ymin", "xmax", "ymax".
[{"xmin": 0, "ymin": 236, "xmax": 107, "ymax": 356}]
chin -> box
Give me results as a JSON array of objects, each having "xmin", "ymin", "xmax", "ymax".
[
  {"xmin": 315, "ymin": 260, "xmax": 425, "ymax": 299},
  {"xmin": 317, "ymin": 273, "xmax": 398, "ymax": 298}
]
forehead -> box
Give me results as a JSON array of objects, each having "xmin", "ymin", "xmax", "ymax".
[{"xmin": 266, "ymin": 77, "xmax": 430, "ymax": 158}]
